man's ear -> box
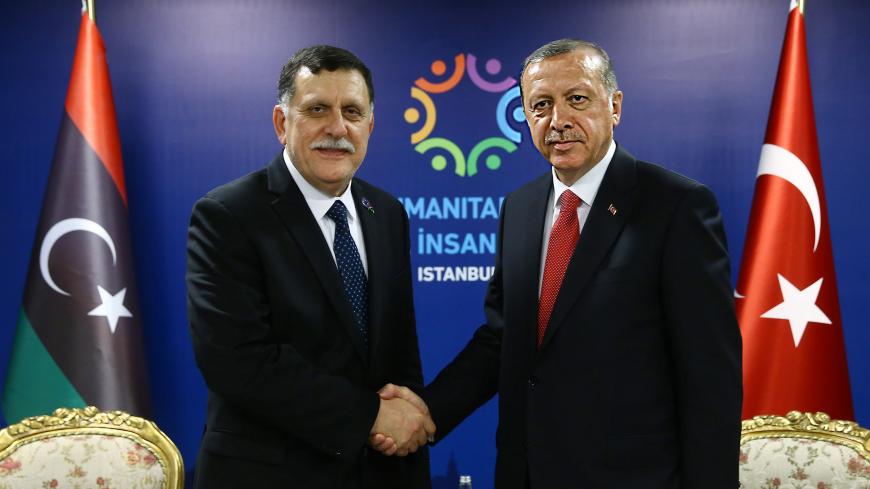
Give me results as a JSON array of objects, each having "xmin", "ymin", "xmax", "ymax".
[
  {"xmin": 273, "ymin": 105, "xmax": 287, "ymax": 145},
  {"xmin": 611, "ymin": 90, "xmax": 624, "ymax": 126}
]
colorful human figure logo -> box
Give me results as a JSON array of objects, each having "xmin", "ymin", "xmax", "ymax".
[{"xmin": 405, "ymin": 53, "xmax": 525, "ymax": 177}]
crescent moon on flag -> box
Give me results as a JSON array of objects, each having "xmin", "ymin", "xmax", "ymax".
[
  {"xmin": 756, "ymin": 143, "xmax": 822, "ymax": 251},
  {"xmin": 39, "ymin": 218, "xmax": 117, "ymax": 296}
]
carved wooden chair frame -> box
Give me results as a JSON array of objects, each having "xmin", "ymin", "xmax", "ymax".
[
  {"xmin": 0, "ymin": 406, "xmax": 183, "ymax": 489},
  {"xmin": 741, "ymin": 410, "xmax": 870, "ymax": 460}
]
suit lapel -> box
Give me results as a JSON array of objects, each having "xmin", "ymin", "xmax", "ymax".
[
  {"xmin": 513, "ymin": 174, "xmax": 553, "ymax": 359},
  {"xmin": 538, "ymin": 146, "xmax": 638, "ymax": 352},
  {"xmin": 266, "ymin": 156, "xmax": 369, "ymax": 366},
  {"xmin": 351, "ymin": 184, "xmax": 386, "ymax": 362}
]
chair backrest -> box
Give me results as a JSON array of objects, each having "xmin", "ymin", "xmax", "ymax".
[
  {"xmin": 0, "ymin": 406, "xmax": 183, "ymax": 489},
  {"xmin": 740, "ymin": 411, "xmax": 870, "ymax": 488}
]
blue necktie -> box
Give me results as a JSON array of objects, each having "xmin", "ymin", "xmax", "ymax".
[{"xmin": 326, "ymin": 200, "xmax": 369, "ymax": 346}]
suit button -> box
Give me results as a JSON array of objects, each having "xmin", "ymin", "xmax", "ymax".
[{"xmin": 528, "ymin": 376, "xmax": 538, "ymax": 387}]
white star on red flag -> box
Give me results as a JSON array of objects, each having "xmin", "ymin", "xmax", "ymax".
[{"xmin": 761, "ymin": 274, "xmax": 831, "ymax": 347}]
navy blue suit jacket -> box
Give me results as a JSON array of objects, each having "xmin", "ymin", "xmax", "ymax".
[
  {"xmin": 187, "ymin": 154, "xmax": 430, "ymax": 488},
  {"xmin": 426, "ymin": 144, "xmax": 742, "ymax": 489}
]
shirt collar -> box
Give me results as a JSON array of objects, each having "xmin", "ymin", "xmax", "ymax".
[
  {"xmin": 551, "ymin": 139, "xmax": 616, "ymax": 208},
  {"xmin": 283, "ymin": 149, "xmax": 358, "ymax": 223}
]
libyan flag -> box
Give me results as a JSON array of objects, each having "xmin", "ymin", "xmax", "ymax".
[{"xmin": 2, "ymin": 9, "xmax": 150, "ymax": 423}]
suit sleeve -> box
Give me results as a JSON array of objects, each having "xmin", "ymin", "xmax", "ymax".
[
  {"xmin": 186, "ymin": 196, "xmax": 380, "ymax": 461},
  {"xmin": 660, "ymin": 184, "xmax": 743, "ymax": 488}
]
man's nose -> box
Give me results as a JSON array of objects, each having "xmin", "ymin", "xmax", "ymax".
[
  {"xmin": 550, "ymin": 102, "xmax": 573, "ymax": 130},
  {"xmin": 324, "ymin": 109, "xmax": 349, "ymax": 137}
]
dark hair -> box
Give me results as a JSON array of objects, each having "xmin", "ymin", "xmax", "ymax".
[
  {"xmin": 277, "ymin": 45, "xmax": 374, "ymax": 108},
  {"xmin": 519, "ymin": 38, "xmax": 618, "ymax": 104}
]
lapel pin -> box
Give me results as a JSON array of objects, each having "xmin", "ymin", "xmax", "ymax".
[
  {"xmin": 361, "ymin": 197, "xmax": 375, "ymax": 214},
  {"xmin": 607, "ymin": 203, "xmax": 618, "ymax": 216}
]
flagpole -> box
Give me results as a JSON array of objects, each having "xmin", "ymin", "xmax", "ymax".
[
  {"xmin": 799, "ymin": 0, "xmax": 805, "ymax": 15},
  {"xmin": 87, "ymin": 0, "xmax": 95, "ymax": 22}
]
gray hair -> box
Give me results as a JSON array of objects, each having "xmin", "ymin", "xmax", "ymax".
[{"xmin": 519, "ymin": 38, "xmax": 618, "ymax": 102}]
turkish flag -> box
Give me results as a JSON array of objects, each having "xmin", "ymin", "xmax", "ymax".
[{"xmin": 737, "ymin": 1, "xmax": 853, "ymax": 420}]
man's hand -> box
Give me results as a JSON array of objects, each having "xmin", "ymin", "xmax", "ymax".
[{"xmin": 369, "ymin": 384, "xmax": 435, "ymax": 456}]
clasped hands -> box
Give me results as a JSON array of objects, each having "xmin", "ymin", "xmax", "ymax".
[{"xmin": 369, "ymin": 383, "xmax": 435, "ymax": 456}]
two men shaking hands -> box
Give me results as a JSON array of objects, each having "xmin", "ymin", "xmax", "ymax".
[{"xmin": 188, "ymin": 39, "xmax": 742, "ymax": 489}]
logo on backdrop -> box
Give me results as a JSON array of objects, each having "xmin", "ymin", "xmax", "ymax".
[
  {"xmin": 400, "ymin": 52, "xmax": 526, "ymax": 283},
  {"xmin": 404, "ymin": 53, "xmax": 524, "ymax": 177}
]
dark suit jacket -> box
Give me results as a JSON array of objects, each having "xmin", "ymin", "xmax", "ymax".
[
  {"xmin": 186, "ymin": 154, "xmax": 430, "ymax": 488},
  {"xmin": 425, "ymin": 145, "xmax": 742, "ymax": 489}
]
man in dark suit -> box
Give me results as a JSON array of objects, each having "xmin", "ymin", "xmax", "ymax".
[
  {"xmin": 377, "ymin": 39, "xmax": 742, "ymax": 488},
  {"xmin": 186, "ymin": 45, "xmax": 433, "ymax": 488}
]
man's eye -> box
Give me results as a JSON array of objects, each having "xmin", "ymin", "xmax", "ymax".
[
  {"xmin": 533, "ymin": 101, "xmax": 550, "ymax": 111},
  {"xmin": 570, "ymin": 95, "xmax": 588, "ymax": 103},
  {"xmin": 308, "ymin": 105, "xmax": 326, "ymax": 114}
]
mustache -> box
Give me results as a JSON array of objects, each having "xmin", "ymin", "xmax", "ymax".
[
  {"xmin": 544, "ymin": 130, "xmax": 584, "ymax": 145},
  {"xmin": 310, "ymin": 137, "xmax": 356, "ymax": 153}
]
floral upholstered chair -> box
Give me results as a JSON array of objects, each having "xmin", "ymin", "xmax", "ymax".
[
  {"xmin": 740, "ymin": 411, "xmax": 870, "ymax": 488},
  {"xmin": 0, "ymin": 406, "xmax": 183, "ymax": 489}
]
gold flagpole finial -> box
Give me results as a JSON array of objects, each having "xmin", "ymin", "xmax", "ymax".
[{"xmin": 87, "ymin": 0, "xmax": 96, "ymax": 22}]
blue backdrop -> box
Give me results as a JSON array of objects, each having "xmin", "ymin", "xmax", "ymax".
[{"xmin": 2, "ymin": 1, "xmax": 869, "ymax": 488}]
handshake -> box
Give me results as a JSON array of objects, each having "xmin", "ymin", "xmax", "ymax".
[{"xmin": 369, "ymin": 383, "xmax": 436, "ymax": 457}]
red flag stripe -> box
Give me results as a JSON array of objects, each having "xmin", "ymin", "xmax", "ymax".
[{"xmin": 65, "ymin": 13, "xmax": 128, "ymax": 205}]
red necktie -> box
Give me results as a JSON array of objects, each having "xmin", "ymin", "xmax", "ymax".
[{"xmin": 538, "ymin": 190, "xmax": 581, "ymax": 347}]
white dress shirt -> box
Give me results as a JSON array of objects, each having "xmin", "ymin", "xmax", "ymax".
[
  {"xmin": 538, "ymin": 139, "xmax": 616, "ymax": 294},
  {"xmin": 284, "ymin": 149, "xmax": 369, "ymax": 277}
]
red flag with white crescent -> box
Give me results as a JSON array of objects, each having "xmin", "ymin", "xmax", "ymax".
[{"xmin": 736, "ymin": 0, "xmax": 853, "ymax": 420}]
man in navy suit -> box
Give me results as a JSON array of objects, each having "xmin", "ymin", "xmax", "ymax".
[
  {"xmin": 377, "ymin": 39, "xmax": 742, "ymax": 488},
  {"xmin": 187, "ymin": 45, "xmax": 433, "ymax": 488}
]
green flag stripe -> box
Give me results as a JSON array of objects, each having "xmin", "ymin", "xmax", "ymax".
[{"xmin": 2, "ymin": 308, "xmax": 86, "ymax": 424}]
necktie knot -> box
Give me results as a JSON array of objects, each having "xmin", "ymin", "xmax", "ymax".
[
  {"xmin": 326, "ymin": 200, "xmax": 349, "ymax": 224},
  {"xmin": 559, "ymin": 190, "xmax": 581, "ymax": 213}
]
